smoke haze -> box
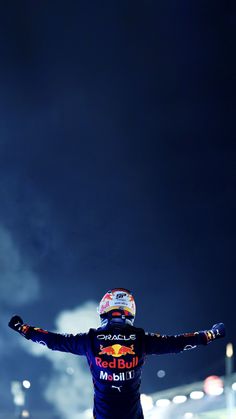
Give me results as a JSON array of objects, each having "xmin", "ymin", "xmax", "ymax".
[
  {"xmin": 21, "ymin": 302, "xmax": 100, "ymax": 419},
  {"xmin": 0, "ymin": 225, "xmax": 40, "ymax": 306}
]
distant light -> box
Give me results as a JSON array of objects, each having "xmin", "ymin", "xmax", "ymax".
[
  {"xmin": 14, "ymin": 394, "xmax": 25, "ymax": 406},
  {"xmin": 11, "ymin": 381, "xmax": 25, "ymax": 406},
  {"xmin": 157, "ymin": 369, "xmax": 166, "ymax": 378},
  {"xmin": 22, "ymin": 380, "xmax": 31, "ymax": 389},
  {"xmin": 226, "ymin": 343, "xmax": 234, "ymax": 358},
  {"xmin": 172, "ymin": 395, "xmax": 187, "ymax": 404},
  {"xmin": 141, "ymin": 394, "xmax": 154, "ymax": 411},
  {"xmin": 190, "ymin": 390, "xmax": 204, "ymax": 400},
  {"xmin": 11, "ymin": 381, "xmax": 21, "ymax": 395},
  {"xmin": 21, "ymin": 410, "xmax": 30, "ymax": 418},
  {"xmin": 232, "ymin": 382, "xmax": 236, "ymax": 391},
  {"xmin": 204, "ymin": 375, "xmax": 224, "ymax": 396},
  {"xmin": 156, "ymin": 398, "xmax": 171, "ymax": 407},
  {"xmin": 184, "ymin": 413, "xmax": 193, "ymax": 418}
]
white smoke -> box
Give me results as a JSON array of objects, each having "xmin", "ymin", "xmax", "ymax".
[
  {"xmin": 0, "ymin": 225, "xmax": 40, "ymax": 305},
  {"xmin": 0, "ymin": 223, "xmax": 41, "ymax": 357},
  {"xmin": 21, "ymin": 301, "xmax": 100, "ymax": 419}
]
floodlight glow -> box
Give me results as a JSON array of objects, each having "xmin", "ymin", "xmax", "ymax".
[
  {"xmin": 190, "ymin": 390, "xmax": 204, "ymax": 400},
  {"xmin": 156, "ymin": 398, "xmax": 171, "ymax": 407},
  {"xmin": 184, "ymin": 413, "xmax": 193, "ymax": 418},
  {"xmin": 157, "ymin": 369, "xmax": 166, "ymax": 378},
  {"xmin": 226, "ymin": 343, "xmax": 233, "ymax": 358},
  {"xmin": 204, "ymin": 375, "xmax": 224, "ymax": 396},
  {"xmin": 14, "ymin": 394, "xmax": 25, "ymax": 406},
  {"xmin": 172, "ymin": 395, "xmax": 187, "ymax": 404},
  {"xmin": 141, "ymin": 394, "xmax": 154, "ymax": 411},
  {"xmin": 22, "ymin": 380, "xmax": 31, "ymax": 389},
  {"xmin": 21, "ymin": 410, "xmax": 30, "ymax": 418},
  {"xmin": 232, "ymin": 382, "xmax": 236, "ymax": 391}
]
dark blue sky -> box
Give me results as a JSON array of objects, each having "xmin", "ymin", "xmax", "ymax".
[{"xmin": 1, "ymin": 1, "xmax": 235, "ymax": 416}]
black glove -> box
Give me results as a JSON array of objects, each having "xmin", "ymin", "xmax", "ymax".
[
  {"xmin": 8, "ymin": 315, "xmax": 24, "ymax": 332},
  {"xmin": 8, "ymin": 315, "xmax": 30, "ymax": 337},
  {"xmin": 204, "ymin": 323, "xmax": 225, "ymax": 343}
]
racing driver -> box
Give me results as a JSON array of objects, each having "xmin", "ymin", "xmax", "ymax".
[{"xmin": 8, "ymin": 288, "xmax": 225, "ymax": 419}]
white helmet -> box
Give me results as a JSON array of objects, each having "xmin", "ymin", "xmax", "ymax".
[{"xmin": 98, "ymin": 288, "xmax": 136, "ymax": 320}]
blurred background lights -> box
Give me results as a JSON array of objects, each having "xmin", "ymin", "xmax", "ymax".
[
  {"xmin": 11, "ymin": 381, "xmax": 25, "ymax": 406},
  {"xmin": 140, "ymin": 394, "xmax": 154, "ymax": 411},
  {"xmin": 232, "ymin": 382, "xmax": 236, "ymax": 391},
  {"xmin": 21, "ymin": 410, "xmax": 30, "ymax": 418},
  {"xmin": 22, "ymin": 380, "xmax": 31, "ymax": 389},
  {"xmin": 157, "ymin": 369, "xmax": 166, "ymax": 378},
  {"xmin": 226, "ymin": 342, "xmax": 233, "ymax": 358},
  {"xmin": 203, "ymin": 375, "xmax": 224, "ymax": 396},
  {"xmin": 184, "ymin": 413, "xmax": 194, "ymax": 418},
  {"xmin": 14, "ymin": 394, "xmax": 25, "ymax": 406},
  {"xmin": 156, "ymin": 398, "xmax": 171, "ymax": 407},
  {"xmin": 190, "ymin": 390, "xmax": 204, "ymax": 400},
  {"xmin": 172, "ymin": 395, "xmax": 187, "ymax": 404},
  {"xmin": 11, "ymin": 381, "xmax": 21, "ymax": 394}
]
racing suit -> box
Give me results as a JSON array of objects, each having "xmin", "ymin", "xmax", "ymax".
[{"xmin": 15, "ymin": 320, "xmax": 214, "ymax": 419}]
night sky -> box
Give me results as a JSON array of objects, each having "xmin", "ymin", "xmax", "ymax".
[{"xmin": 1, "ymin": 1, "xmax": 236, "ymax": 417}]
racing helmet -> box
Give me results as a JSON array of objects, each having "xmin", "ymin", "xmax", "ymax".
[{"xmin": 98, "ymin": 288, "xmax": 136, "ymax": 323}]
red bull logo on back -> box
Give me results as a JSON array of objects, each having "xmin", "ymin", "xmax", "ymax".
[
  {"xmin": 95, "ymin": 356, "xmax": 138, "ymax": 369},
  {"xmin": 99, "ymin": 344, "xmax": 135, "ymax": 357},
  {"xmin": 97, "ymin": 344, "xmax": 138, "ymax": 369}
]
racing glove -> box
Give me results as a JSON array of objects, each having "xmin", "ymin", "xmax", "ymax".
[
  {"xmin": 8, "ymin": 315, "xmax": 31, "ymax": 338},
  {"xmin": 203, "ymin": 323, "xmax": 225, "ymax": 343}
]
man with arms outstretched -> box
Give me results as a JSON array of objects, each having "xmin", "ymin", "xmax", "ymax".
[{"xmin": 9, "ymin": 288, "xmax": 225, "ymax": 419}]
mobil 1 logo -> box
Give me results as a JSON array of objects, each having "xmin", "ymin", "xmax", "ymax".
[{"xmin": 100, "ymin": 370, "xmax": 135, "ymax": 382}]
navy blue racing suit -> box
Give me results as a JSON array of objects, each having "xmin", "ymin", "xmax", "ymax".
[{"xmin": 21, "ymin": 322, "xmax": 209, "ymax": 419}]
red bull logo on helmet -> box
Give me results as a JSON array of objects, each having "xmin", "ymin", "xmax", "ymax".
[{"xmin": 99, "ymin": 344, "xmax": 135, "ymax": 357}]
